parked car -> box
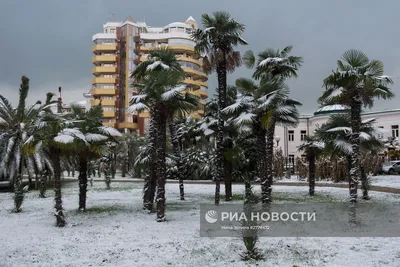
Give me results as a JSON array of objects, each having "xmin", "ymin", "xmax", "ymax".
[{"xmin": 381, "ymin": 160, "xmax": 400, "ymax": 174}]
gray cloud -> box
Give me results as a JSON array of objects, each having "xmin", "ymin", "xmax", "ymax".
[{"xmin": 1, "ymin": 0, "xmax": 399, "ymax": 113}]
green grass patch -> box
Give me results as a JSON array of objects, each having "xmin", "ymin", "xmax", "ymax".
[
  {"xmin": 166, "ymin": 202, "xmax": 197, "ymax": 211},
  {"xmin": 272, "ymin": 192, "xmax": 341, "ymax": 203},
  {"xmin": 220, "ymin": 194, "xmax": 244, "ymax": 201},
  {"xmin": 74, "ymin": 204, "xmax": 127, "ymax": 214}
]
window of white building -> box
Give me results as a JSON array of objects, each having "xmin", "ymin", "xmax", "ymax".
[
  {"xmin": 288, "ymin": 130, "xmax": 294, "ymax": 141},
  {"xmin": 392, "ymin": 125, "xmax": 399, "ymax": 138},
  {"xmin": 377, "ymin": 126, "xmax": 384, "ymax": 139},
  {"xmin": 300, "ymin": 130, "xmax": 307, "ymax": 141}
]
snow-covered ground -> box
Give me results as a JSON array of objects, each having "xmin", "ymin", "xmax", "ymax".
[{"xmin": 1, "ymin": 181, "xmax": 400, "ymax": 267}]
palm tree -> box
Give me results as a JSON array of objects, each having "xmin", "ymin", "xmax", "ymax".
[
  {"xmin": 66, "ymin": 104, "xmax": 121, "ymax": 211},
  {"xmin": 264, "ymin": 95, "xmax": 301, "ymax": 203},
  {"xmin": 315, "ymin": 114, "xmax": 384, "ymax": 199},
  {"xmin": 31, "ymin": 93, "xmax": 87, "ymax": 227},
  {"xmin": 130, "ymin": 49, "xmax": 187, "ymax": 213},
  {"xmin": 0, "ymin": 76, "xmax": 50, "ymax": 212},
  {"xmin": 191, "ymin": 11, "xmax": 247, "ymax": 205},
  {"xmin": 243, "ymin": 45, "xmax": 303, "ymax": 81},
  {"xmin": 297, "ymin": 136, "xmax": 325, "ymax": 196},
  {"xmin": 242, "ymin": 47, "xmax": 303, "ymax": 203},
  {"xmin": 167, "ymin": 96, "xmax": 199, "ymax": 201},
  {"xmin": 129, "ymin": 68, "xmax": 194, "ymax": 221},
  {"xmin": 319, "ymin": 49, "xmax": 394, "ymax": 203},
  {"xmin": 199, "ymin": 86, "xmax": 240, "ymax": 200},
  {"xmin": 222, "ymin": 77, "xmax": 301, "ymax": 203}
]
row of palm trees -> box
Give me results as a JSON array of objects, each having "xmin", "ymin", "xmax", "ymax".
[
  {"xmin": 191, "ymin": 11, "xmax": 303, "ymax": 205},
  {"xmin": 129, "ymin": 11, "xmax": 394, "ymax": 222},
  {"xmin": 0, "ymin": 77, "xmax": 121, "ymax": 226}
]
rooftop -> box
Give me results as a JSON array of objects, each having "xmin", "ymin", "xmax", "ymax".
[{"xmin": 314, "ymin": 104, "xmax": 349, "ymax": 116}]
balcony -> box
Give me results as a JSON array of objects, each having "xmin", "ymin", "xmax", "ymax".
[
  {"xmin": 92, "ymin": 55, "xmax": 116, "ymax": 64},
  {"xmin": 182, "ymin": 68, "xmax": 208, "ymax": 81},
  {"xmin": 103, "ymin": 111, "xmax": 116, "ymax": 118},
  {"xmin": 92, "ymin": 77, "xmax": 116, "ymax": 84},
  {"xmin": 118, "ymin": 122, "xmax": 138, "ymax": 129},
  {"xmin": 176, "ymin": 56, "xmax": 202, "ymax": 66},
  {"xmin": 183, "ymin": 79, "xmax": 209, "ymax": 89},
  {"xmin": 92, "ymin": 66, "xmax": 117, "ymax": 75},
  {"xmin": 91, "ymin": 99, "xmax": 115, "ymax": 106},
  {"xmin": 92, "ymin": 44, "xmax": 117, "ymax": 54},
  {"xmin": 140, "ymin": 45, "xmax": 196, "ymax": 54},
  {"xmin": 91, "ymin": 88, "xmax": 116, "ymax": 96}
]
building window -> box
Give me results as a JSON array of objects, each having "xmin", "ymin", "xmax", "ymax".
[
  {"xmin": 377, "ymin": 126, "xmax": 384, "ymax": 139},
  {"xmin": 300, "ymin": 130, "xmax": 307, "ymax": 141},
  {"xmin": 392, "ymin": 125, "xmax": 399, "ymax": 138},
  {"xmin": 288, "ymin": 130, "xmax": 294, "ymax": 141},
  {"xmin": 288, "ymin": 155, "xmax": 295, "ymax": 165}
]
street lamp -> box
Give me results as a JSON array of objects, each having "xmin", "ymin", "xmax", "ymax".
[{"xmin": 274, "ymin": 135, "xmax": 281, "ymax": 148}]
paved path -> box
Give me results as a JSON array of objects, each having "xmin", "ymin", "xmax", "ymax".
[{"xmin": 62, "ymin": 178, "xmax": 400, "ymax": 194}]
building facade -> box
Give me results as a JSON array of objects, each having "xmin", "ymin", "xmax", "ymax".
[
  {"xmin": 90, "ymin": 16, "xmax": 208, "ymax": 135},
  {"xmin": 274, "ymin": 105, "xmax": 400, "ymax": 165}
]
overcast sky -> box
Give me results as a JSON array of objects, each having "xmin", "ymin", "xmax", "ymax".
[{"xmin": 1, "ymin": 0, "xmax": 399, "ymax": 113}]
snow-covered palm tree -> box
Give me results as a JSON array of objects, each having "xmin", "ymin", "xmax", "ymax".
[
  {"xmin": 130, "ymin": 49, "xmax": 188, "ymax": 215},
  {"xmin": 241, "ymin": 46, "xmax": 303, "ymax": 203},
  {"xmin": 128, "ymin": 68, "xmax": 193, "ymax": 221},
  {"xmin": 315, "ymin": 114, "xmax": 384, "ymax": 199},
  {"xmin": 199, "ymin": 86, "xmax": 240, "ymax": 201},
  {"xmin": 319, "ymin": 49, "xmax": 394, "ymax": 203},
  {"xmin": 167, "ymin": 96, "xmax": 198, "ymax": 201},
  {"xmin": 66, "ymin": 104, "xmax": 121, "ymax": 211},
  {"xmin": 29, "ymin": 93, "xmax": 87, "ymax": 227},
  {"xmin": 222, "ymin": 77, "xmax": 301, "ymax": 203},
  {"xmin": 0, "ymin": 76, "xmax": 55, "ymax": 212},
  {"xmin": 243, "ymin": 45, "xmax": 303, "ymax": 81},
  {"xmin": 191, "ymin": 11, "xmax": 247, "ymax": 205}
]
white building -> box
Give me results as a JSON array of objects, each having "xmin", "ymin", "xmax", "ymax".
[{"xmin": 274, "ymin": 105, "xmax": 400, "ymax": 164}]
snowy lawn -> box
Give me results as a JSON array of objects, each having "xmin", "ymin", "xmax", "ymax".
[{"xmin": 1, "ymin": 181, "xmax": 400, "ymax": 267}]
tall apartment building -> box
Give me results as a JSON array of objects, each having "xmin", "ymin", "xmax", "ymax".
[{"xmin": 90, "ymin": 16, "xmax": 208, "ymax": 135}]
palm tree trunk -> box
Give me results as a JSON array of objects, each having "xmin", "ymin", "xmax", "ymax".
[
  {"xmin": 39, "ymin": 168, "xmax": 47, "ymax": 198},
  {"xmin": 349, "ymin": 100, "xmax": 362, "ymax": 203},
  {"xmin": 263, "ymin": 124, "xmax": 275, "ymax": 203},
  {"xmin": 121, "ymin": 157, "xmax": 126, "ymax": 178},
  {"xmin": 224, "ymin": 158, "xmax": 233, "ymax": 201},
  {"xmin": 78, "ymin": 156, "xmax": 88, "ymax": 211},
  {"xmin": 168, "ymin": 116, "xmax": 185, "ymax": 200},
  {"xmin": 143, "ymin": 107, "xmax": 158, "ymax": 212},
  {"xmin": 255, "ymin": 120, "xmax": 267, "ymax": 180},
  {"xmin": 215, "ymin": 57, "xmax": 227, "ymax": 205},
  {"xmin": 156, "ymin": 111, "xmax": 167, "ymax": 222},
  {"xmin": 27, "ymin": 169, "xmax": 32, "ymax": 189},
  {"xmin": 35, "ymin": 173, "xmax": 38, "ymax": 190},
  {"xmin": 309, "ymin": 153, "xmax": 316, "ymax": 196},
  {"xmin": 14, "ymin": 155, "xmax": 24, "ymax": 213},
  {"xmin": 52, "ymin": 147, "xmax": 66, "ymax": 227}
]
